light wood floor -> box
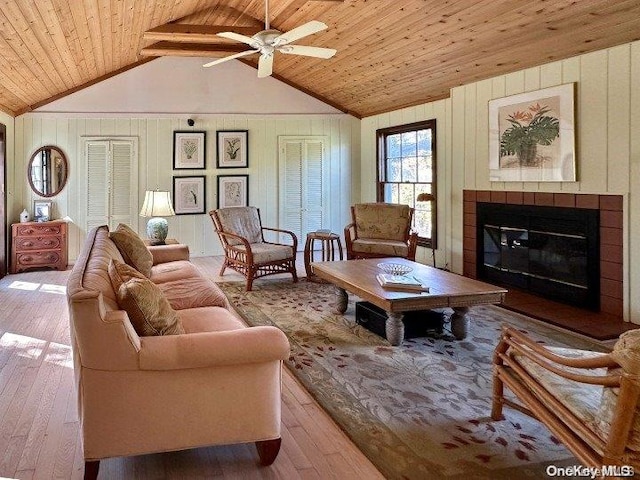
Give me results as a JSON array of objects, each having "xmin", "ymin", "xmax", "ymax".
[{"xmin": 0, "ymin": 257, "xmax": 384, "ymax": 480}]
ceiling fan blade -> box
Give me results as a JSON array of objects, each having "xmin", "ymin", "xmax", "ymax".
[
  {"xmin": 257, "ymin": 54, "xmax": 274, "ymax": 78},
  {"xmin": 203, "ymin": 49, "xmax": 258, "ymax": 68},
  {"xmin": 275, "ymin": 20, "xmax": 328, "ymax": 45},
  {"xmin": 217, "ymin": 32, "xmax": 257, "ymax": 46},
  {"xmin": 279, "ymin": 45, "xmax": 337, "ymax": 59}
]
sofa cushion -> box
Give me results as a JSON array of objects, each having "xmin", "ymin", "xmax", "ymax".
[
  {"xmin": 215, "ymin": 206, "xmax": 263, "ymax": 246},
  {"xmin": 354, "ymin": 203, "xmax": 412, "ymax": 241},
  {"xmin": 178, "ymin": 306, "xmax": 246, "ymax": 333},
  {"xmin": 108, "ymin": 259, "xmax": 146, "ymax": 293},
  {"xmin": 150, "ymin": 260, "xmax": 202, "ymax": 284},
  {"xmin": 352, "ymin": 238, "xmax": 409, "ymax": 257},
  {"xmin": 513, "ymin": 346, "xmax": 607, "ymax": 427},
  {"xmin": 235, "ymin": 243, "xmax": 294, "ymax": 263},
  {"xmin": 109, "ymin": 223, "xmax": 153, "ymax": 277},
  {"xmin": 116, "ymin": 277, "xmax": 185, "ymax": 336},
  {"xmin": 156, "ymin": 277, "xmax": 229, "ymax": 311}
]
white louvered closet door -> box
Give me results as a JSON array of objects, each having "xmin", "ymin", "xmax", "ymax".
[
  {"xmin": 279, "ymin": 136, "xmax": 328, "ymax": 248},
  {"xmin": 84, "ymin": 138, "xmax": 138, "ymax": 232}
]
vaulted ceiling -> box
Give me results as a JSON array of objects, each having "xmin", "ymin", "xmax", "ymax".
[{"xmin": 1, "ymin": 0, "xmax": 639, "ymax": 119}]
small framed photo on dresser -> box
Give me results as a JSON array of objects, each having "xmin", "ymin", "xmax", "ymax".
[{"xmin": 33, "ymin": 200, "xmax": 53, "ymax": 222}]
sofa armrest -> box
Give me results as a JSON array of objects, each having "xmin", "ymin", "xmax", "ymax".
[
  {"xmin": 494, "ymin": 326, "xmax": 619, "ymax": 386},
  {"xmin": 138, "ymin": 326, "xmax": 290, "ymax": 370},
  {"xmin": 147, "ymin": 243, "xmax": 190, "ymax": 265}
]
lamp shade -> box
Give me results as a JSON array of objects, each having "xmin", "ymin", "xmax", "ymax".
[
  {"xmin": 139, "ymin": 190, "xmax": 176, "ymax": 217},
  {"xmin": 416, "ymin": 192, "xmax": 435, "ymax": 202}
]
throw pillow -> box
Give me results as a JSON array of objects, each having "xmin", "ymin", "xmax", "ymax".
[
  {"xmin": 109, "ymin": 223, "xmax": 153, "ymax": 277},
  {"xmin": 116, "ymin": 276, "xmax": 185, "ymax": 336},
  {"xmin": 108, "ymin": 258, "xmax": 146, "ymax": 294}
]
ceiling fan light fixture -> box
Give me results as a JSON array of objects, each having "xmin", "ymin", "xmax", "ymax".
[{"xmin": 203, "ymin": 0, "xmax": 337, "ymax": 78}]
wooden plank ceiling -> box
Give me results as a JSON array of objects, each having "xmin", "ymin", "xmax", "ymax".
[{"xmin": 0, "ymin": 0, "xmax": 639, "ymax": 118}]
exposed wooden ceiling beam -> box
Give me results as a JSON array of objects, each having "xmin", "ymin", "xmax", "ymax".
[
  {"xmin": 140, "ymin": 41, "xmax": 250, "ymax": 58},
  {"xmin": 142, "ymin": 24, "xmax": 262, "ymax": 44}
]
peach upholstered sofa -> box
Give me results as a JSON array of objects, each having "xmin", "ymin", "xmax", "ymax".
[{"xmin": 67, "ymin": 225, "xmax": 290, "ymax": 479}]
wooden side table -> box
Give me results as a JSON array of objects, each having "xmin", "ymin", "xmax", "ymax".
[{"xmin": 304, "ymin": 232, "xmax": 343, "ymax": 282}]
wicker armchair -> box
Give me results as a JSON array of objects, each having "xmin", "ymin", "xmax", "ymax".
[
  {"xmin": 344, "ymin": 203, "xmax": 418, "ymax": 261},
  {"xmin": 210, "ymin": 206, "xmax": 298, "ymax": 291},
  {"xmin": 492, "ymin": 326, "xmax": 640, "ymax": 471}
]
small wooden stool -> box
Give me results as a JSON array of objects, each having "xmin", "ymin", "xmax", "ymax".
[{"xmin": 304, "ymin": 232, "xmax": 343, "ymax": 282}]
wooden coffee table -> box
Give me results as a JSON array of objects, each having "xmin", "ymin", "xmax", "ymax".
[{"xmin": 311, "ymin": 257, "xmax": 507, "ymax": 345}]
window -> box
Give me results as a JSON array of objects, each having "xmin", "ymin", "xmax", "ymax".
[{"xmin": 377, "ymin": 120, "xmax": 437, "ymax": 248}]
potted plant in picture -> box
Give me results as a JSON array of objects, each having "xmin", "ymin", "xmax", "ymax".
[
  {"xmin": 500, "ymin": 103, "xmax": 560, "ymax": 167},
  {"xmin": 225, "ymin": 138, "xmax": 240, "ymax": 160},
  {"xmin": 182, "ymin": 140, "xmax": 197, "ymax": 160}
]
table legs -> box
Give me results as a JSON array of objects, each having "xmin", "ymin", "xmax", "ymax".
[
  {"xmin": 451, "ymin": 307, "xmax": 470, "ymax": 340},
  {"xmin": 329, "ymin": 287, "xmax": 471, "ymax": 344},
  {"xmin": 333, "ymin": 286, "xmax": 348, "ymax": 314},
  {"xmin": 385, "ymin": 312, "xmax": 404, "ymax": 346}
]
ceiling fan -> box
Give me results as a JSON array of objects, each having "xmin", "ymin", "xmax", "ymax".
[{"xmin": 203, "ymin": 0, "xmax": 337, "ymax": 78}]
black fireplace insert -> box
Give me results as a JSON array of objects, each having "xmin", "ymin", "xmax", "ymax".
[{"xmin": 477, "ymin": 203, "xmax": 600, "ymax": 310}]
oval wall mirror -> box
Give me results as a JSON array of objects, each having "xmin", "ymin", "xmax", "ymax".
[{"xmin": 28, "ymin": 146, "xmax": 69, "ymax": 197}]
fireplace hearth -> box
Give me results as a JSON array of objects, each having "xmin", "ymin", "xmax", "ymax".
[{"xmin": 477, "ymin": 203, "xmax": 599, "ymax": 310}]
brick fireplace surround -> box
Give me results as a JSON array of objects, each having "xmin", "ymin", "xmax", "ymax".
[{"xmin": 463, "ymin": 190, "xmax": 623, "ymax": 320}]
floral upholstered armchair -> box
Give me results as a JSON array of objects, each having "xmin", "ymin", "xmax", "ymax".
[
  {"xmin": 210, "ymin": 206, "xmax": 298, "ymax": 291},
  {"xmin": 492, "ymin": 326, "xmax": 640, "ymax": 472},
  {"xmin": 344, "ymin": 203, "xmax": 418, "ymax": 261}
]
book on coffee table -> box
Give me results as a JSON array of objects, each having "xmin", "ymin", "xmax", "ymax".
[{"xmin": 376, "ymin": 274, "xmax": 430, "ymax": 292}]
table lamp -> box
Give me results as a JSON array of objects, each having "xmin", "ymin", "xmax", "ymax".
[
  {"xmin": 416, "ymin": 192, "xmax": 436, "ymax": 267},
  {"xmin": 139, "ymin": 190, "xmax": 176, "ymax": 245}
]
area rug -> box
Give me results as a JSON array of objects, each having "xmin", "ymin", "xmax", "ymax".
[{"xmin": 217, "ymin": 278, "xmax": 609, "ymax": 479}]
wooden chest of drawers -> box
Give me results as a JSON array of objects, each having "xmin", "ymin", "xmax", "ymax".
[{"xmin": 11, "ymin": 221, "xmax": 68, "ymax": 274}]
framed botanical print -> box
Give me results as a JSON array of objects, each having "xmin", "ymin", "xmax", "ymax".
[
  {"xmin": 216, "ymin": 130, "xmax": 248, "ymax": 168},
  {"xmin": 173, "ymin": 131, "xmax": 206, "ymax": 169},
  {"xmin": 173, "ymin": 176, "xmax": 206, "ymax": 215},
  {"xmin": 217, "ymin": 175, "xmax": 248, "ymax": 209},
  {"xmin": 489, "ymin": 83, "xmax": 576, "ymax": 182}
]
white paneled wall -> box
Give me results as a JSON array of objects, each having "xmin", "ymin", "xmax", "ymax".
[
  {"xmin": 452, "ymin": 41, "xmax": 640, "ymax": 323},
  {"xmin": 11, "ymin": 114, "xmax": 358, "ymax": 261},
  {"xmin": 361, "ymin": 39, "xmax": 640, "ymax": 323}
]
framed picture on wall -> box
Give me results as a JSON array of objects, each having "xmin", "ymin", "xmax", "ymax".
[
  {"xmin": 173, "ymin": 131, "xmax": 206, "ymax": 169},
  {"xmin": 489, "ymin": 83, "xmax": 576, "ymax": 182},
  {"xmin": 216, "ymin": 130, "xmax": 248, "ymax": 168},
  {"xmin": 217, "ymin": 175, "xmax": 248, "ymax": 209},
  {"xmin": 173, "ymin": 176, "xmax": 206, "ymax": 215}
]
